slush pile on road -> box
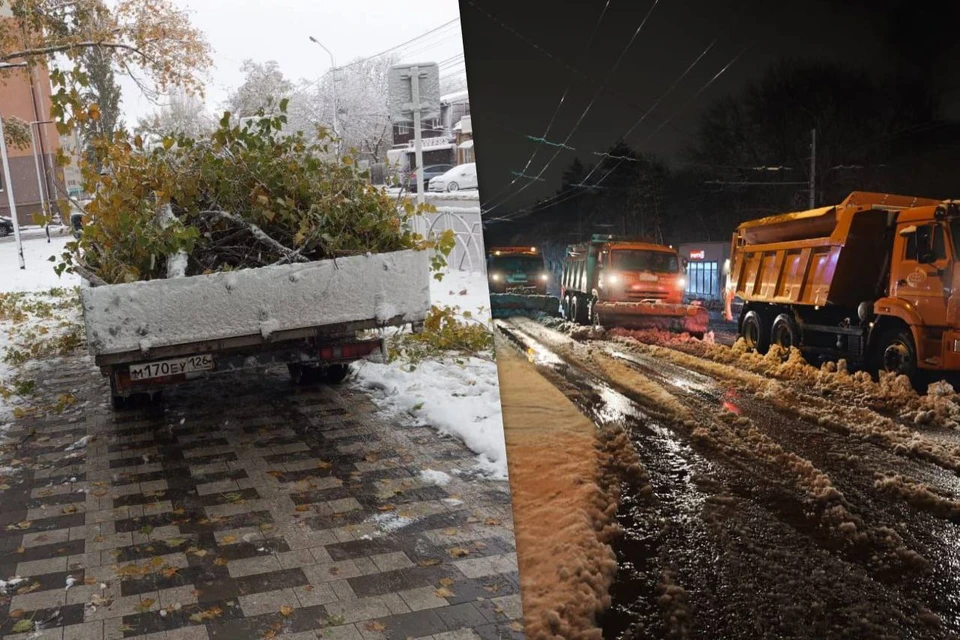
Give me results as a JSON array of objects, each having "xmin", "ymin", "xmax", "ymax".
[{"xmin": 496, "ymin": 314, "xmax": 960, "ymax": 639}]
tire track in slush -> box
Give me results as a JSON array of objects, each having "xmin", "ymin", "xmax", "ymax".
[
  {"xmin": 500, "ymin": 318, "xmax": 959, "ymax": 639},
  {"xmin": 495, "ymin": 322, "xmax": 723, "ymax": 638},
  {"xmin": 605, "ymin": 344, "xmax": 960, "ymax": 629}
]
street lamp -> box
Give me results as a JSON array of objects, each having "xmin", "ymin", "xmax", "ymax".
[{"xmin": 308, "ymin": 36, "xmax": 339, "ymax": 160}]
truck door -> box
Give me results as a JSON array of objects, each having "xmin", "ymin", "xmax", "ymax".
[{"xmin": 893, "ymin": 222, "xmax": 951, "ymax": 327}]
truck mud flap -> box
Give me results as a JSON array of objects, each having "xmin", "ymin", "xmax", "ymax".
[{"xmin": 595, "ymin": 302, "xmax": 710, "ymax": 335}]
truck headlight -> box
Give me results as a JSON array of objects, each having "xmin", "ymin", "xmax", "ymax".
[
  {"xmin": 539, "ymin": 273, "xmax": 549, "ymax": 282},
  {"xmin": 491, "ymin": 273, "xmax": 501, "ymax": 282},
  {"xmin": 677, "ymin": 277, "xmax": 687, "ymax": 289},
  {"xmin": 606, "ymin": 273, "xmax": 619, "ymax": 285}
]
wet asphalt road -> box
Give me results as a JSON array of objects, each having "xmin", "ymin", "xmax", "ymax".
[{"xmin": 496, "ymin": 317, "xmax": 960, "ymax": 640}]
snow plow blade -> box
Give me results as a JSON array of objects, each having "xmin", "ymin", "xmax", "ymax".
[
  {"xmin": 595, "ymin": 301, "xmax": 709, "ymax": 335},
  {"xmin": 490, "ymin": 293, "xmax": 562, "ymax": 319}
]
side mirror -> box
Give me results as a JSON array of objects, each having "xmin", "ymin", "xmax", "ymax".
[{"xmin": 682, "ymin": 258, "xmax": 689, "ymax": 269}]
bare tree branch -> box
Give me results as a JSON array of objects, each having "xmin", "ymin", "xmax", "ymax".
[{"xmin": 204, "ymin": 209, "xmax": 308, "ymax": 263}]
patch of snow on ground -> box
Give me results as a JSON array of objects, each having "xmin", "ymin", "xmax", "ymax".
[
  {"xmin": 353, "ymin": 268, "xmax": 507, "ymax": 478},
  {"xmin": 0, "ymin": 233, "xmax": 80, "ymax": 293},
  {"xmin": 65, "ymin": 436, "xmax": 91, "ymax": 451},
  {"xmin": 368, "ymin": 511, "xmax": 415, "ymax": 532},
  {"xmin": 0, "ymin": 576, "xmax": 26, "ymax": 594},
  {"xmin": 433, "ymin": 268, "xmax": 492, "ymax": 324},
  {"xmin": 419, "ymin": 469, "xmax": 452, "ymax": 486}
]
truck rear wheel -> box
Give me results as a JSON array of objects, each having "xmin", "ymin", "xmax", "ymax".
[
  {"xmin": 878, "ymin": 328, "xmax": 917, "ymax": 380},
  {"xmin": 741, "ymin": 309, "xmax": 770, "ymax": 354},
  {"xmin": 288, "ymin": 363, "xmax": 321, "ymax": 385},
  {"xmin": 770, "ymin": 313, "xmax": 800, "ymax": 350},
  {"xmin": 323, "ymin": 364, "xmax": 350, "ymax": 385}
]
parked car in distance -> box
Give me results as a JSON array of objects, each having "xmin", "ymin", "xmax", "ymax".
[
  {"xmin": 0, "ymin": 216, "xmax": 13, "ymax": 237},
  {"xmin": 430, "ymin": 163, "xmax": 478, "ymax": 192},
  {"xmin": 405, "ymin": 164, "xmax": 454, "ymax": 192}
]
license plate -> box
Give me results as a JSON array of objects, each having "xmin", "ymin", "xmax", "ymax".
[{"xmin": 129, "ymin": 355, "xmax": 214, "ymax": 381}]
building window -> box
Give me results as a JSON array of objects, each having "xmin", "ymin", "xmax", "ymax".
[{"xmin": 686, "ymin": 261, "xmax": 719, "ymax": 299}]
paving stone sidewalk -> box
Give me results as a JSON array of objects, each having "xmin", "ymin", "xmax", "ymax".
[{"xmin": 0, "ymin": 356, "xmax": 524, "ymax": 640}]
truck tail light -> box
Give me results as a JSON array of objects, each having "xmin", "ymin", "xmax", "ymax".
[{"xmin": 319, "ymin": 341, "xmax": 381, "ymax": 361}]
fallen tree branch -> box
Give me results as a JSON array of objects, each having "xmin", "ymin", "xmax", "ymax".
[
  {"xmin": 71, "ymin": 260, "xmax": 109, "ymax": 287},
  {"xmin": 203, "ymin": 209, "xmax": 308, "ymax": 263}
]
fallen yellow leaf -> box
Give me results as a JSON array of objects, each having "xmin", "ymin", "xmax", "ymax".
[{"xmin": 279, "ymin": 605, "xmax": 294, "ymax": 617}]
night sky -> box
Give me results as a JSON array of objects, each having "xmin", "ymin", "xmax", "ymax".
[{"xmin": 459, "ymin": 0, "xmax": 960, "ymax": 216}]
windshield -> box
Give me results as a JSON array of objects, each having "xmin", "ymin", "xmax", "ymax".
[
  {"xmin": 488, "ymin": 255, "xmax": 543, "ymax": 273},
  {"xmin": 610, "ymin": 249, "xmax": 679, "ymax": 273},
  {"xmin": 950, "ymin": 219, "xmax": 960, "ymax": 260}
]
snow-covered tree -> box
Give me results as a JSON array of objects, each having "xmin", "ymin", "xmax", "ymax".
[
  {"xmin": 225, "ymin": 60, "xmax": 294, "ymax": 118},
  {"xmin": 135, "ymin": 89, "xmax": 214, "ymax": 140},
  {"xmin": 288, "ymin": 55, "xmax": 396, "ymax": 162}
]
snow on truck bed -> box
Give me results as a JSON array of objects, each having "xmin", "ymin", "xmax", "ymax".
[{"xmin": 81, "ymin": 250, "xmax": 431, "ymax": 356}]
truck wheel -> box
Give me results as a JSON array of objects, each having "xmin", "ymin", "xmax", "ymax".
[
  {"xmin": 770, "ymin": 313, "xmax": 800, "ymax": 350},
  {"xmin": 878, "ymin": 328, "xmax": 917, "ymax": 380},
  {"xmin": 288, "ymin": 363, "xmax": 321, "ymax": 385},
  {"xmin": 323, "ymin": 364, "xmax": 350, "ymax": 385},
  {"xmin": 560, "ymin": 295, "xmax": 570, "ymax": 321},
  {"xmin": 741, "ymin": 310, "xmax": 770, "ymax": 354},
  {"xmin": 571, "ymin": 296, "xmax": 587, "ymax": 325}
]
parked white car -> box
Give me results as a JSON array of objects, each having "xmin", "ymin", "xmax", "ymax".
[{"xmin": 429, "ymin": 163, "xmax": 478, "ymax": 192}]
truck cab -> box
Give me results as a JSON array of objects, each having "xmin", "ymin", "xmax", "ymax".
[
  {"xmin": 486, "ymin": 247, "xmax": 550, "ymax": 294},
  {"xmin": 560, "ymin": 234, "xmax": 707, "ymax": 333},
  {"xmin": 593, "ymin": 240, "xmax": 686, "ymax": 305},
  {"xmin": 880, "ymin": 201, "xmax": 960, "ymax": 373}
]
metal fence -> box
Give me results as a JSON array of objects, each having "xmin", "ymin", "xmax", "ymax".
[{"xmin": 414, "ymin": 206, "xmax": 485, "ymax": 274}]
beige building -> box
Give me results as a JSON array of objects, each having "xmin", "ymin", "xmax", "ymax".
[{"xmin": 0, "ymin": 2, "xmax": 64, "ymax": 224}]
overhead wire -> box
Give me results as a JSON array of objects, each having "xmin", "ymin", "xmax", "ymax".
[
  {"xmin": 489, "ymin": 2, "xmax": 758, "ymax": 221},
  {"xmin": 488, "ymin": 42, "xmax": 750, "ymax": 223},
  {"xmin": 482, "ymin": 0, "xmax": 664, "ymax": 216},
  {"xmin": 472, "ymin": 0, "xmax": 614, "ymax": 212}
]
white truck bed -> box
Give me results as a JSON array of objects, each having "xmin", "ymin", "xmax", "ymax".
[{"xmin": 81, "ymin": 249, "xmax": 431, "ymax": 357}]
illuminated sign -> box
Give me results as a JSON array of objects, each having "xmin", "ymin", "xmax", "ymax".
[{"xmin": 689, "ymin": 250, "xmax": 706, "ymax": 260}]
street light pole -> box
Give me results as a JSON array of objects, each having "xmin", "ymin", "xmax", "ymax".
[{"xmin": 308, "ymin": 36, "xmax": 339, "ymax": 160}]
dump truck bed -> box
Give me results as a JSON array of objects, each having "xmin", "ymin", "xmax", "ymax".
[
  {"xmin": 81, "ymin": 250, "xmax": 431, "ymax": 362},
  {"xmin": 729, "ymin": 192, "xmax": 940, "ymax": 308}
]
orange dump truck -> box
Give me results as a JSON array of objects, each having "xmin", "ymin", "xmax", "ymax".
[
  {"xmin": 561, "ymin": 234, "xmax": 709, "ymax": 335},
  {"xmin": 724, "ymin": 191, "xmax": 960, "ymax": 380}
]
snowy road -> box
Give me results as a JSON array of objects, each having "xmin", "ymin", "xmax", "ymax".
[{"xmin": 496, "ymin": 316, "xmax": 960, "ymax": 639}]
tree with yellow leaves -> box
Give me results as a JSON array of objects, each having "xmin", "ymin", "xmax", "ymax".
[{"xmin": 0, "ymin": 0, "xmax": 211, "ymax": 143}]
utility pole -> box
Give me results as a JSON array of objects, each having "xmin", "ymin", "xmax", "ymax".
[
  {"xmin": 0, "ymin": 114, "xmax": 26, "ymax": 270},
  {"xmin": 308, "ymin": 37, "xmax": 339, "ymax": 160},
  {"xmin": 809, "ymin": 128, "xmax": 817, "ymax": 209},
  {"xmin": 30, "ymin": 120, "xmax": 54, "ymax": 243}
]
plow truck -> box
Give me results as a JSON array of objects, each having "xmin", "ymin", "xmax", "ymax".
[
  {"xmin": 560, "ymin": 235, "xmax": 709, "ymax": 335},
  {"xmin": 487, "ymin": 246, "xmax": 561, "ymax": 318},
  {"xmin": 724, "ymin": 191, "xmax": 960, "ymax": 382}
]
